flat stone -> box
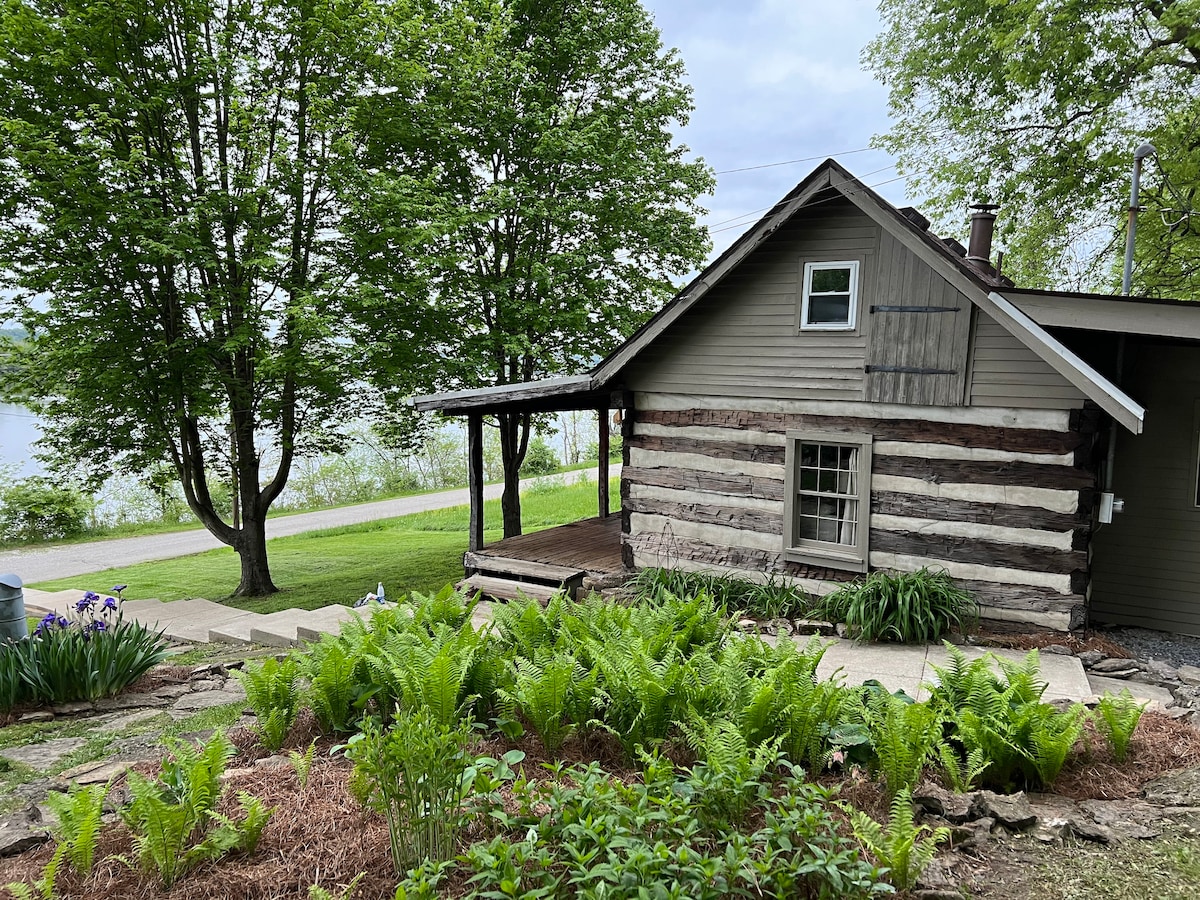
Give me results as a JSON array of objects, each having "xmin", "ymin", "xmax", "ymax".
[
  {"xmin": 151, "ymin": 683, "xmax": 194, "ymax": 700},
  {"xmin": 1145, "ymin": 658, "xmax": 1180, "ymax": 681},
  {"xmin": 771, "ymin": 618, "xmax": 794, "ymax": 636},
  {"xmin": 793, "ymin": 618, "xmax": 836, "ymax": 636},
  {"xmin": 50, "ymin": 701, "xmax": 94, "ymax": 716},
  {"xmin": 0, "ymin": 737, "xmax": 87, "ymax": 770},
  {"xmin": 1042, "ymin": 644, "xmax": 1072, "ymax": 656},
  {"xmin": 57, "ymin": 759, "xmax": 131, "ymax": 786},
  {"xmin": 1078, "ymin": 650, "xmax": 1106, "ymax": 667},
  {"xmin": 93, "ymin": 692, "xmax": 170, "ymax": 712},
  {"xmin": 949, "ymin": 816, "xmax": 993, "ymax": 850},
  {"xmin": 253, "ymin": 755, "xmax": 291, "ymax": 768},
  {"xmin": 17, "ymin": 711, "xmax": 54, "ymax": 724},
  {"xmin": 170, "ymin": 688, "xmax": 246, "ymax": 715},
  {"xmin": 914, "ymin": 783, "xmax": 974, "ymax": 824},
  {"xmin": 1070, "ymin": 819, "xmax": 1115, "ymax": 844},
  {"xmin": 1078, "ymin": 799, "xmax": 1160, "ymax": 840},
  {"xmin": 736, "ymin": 619, "xmax": 757, "ymax": 632},
  {"xmin": 1178, "ymin": 666, "xmax": 1200, "ymax": 687},
  {"xmin": 100, "ymin": 709, "xmax": 166, "ymax": 732},
  {"xmin": 0, "ymin": 824, "xmax": 50, "ymax": 857},
  {"xmin": 1173, "ymin": 685, "xmax": 1200, "ymax": 710},
  {"xmin": 1092, "ymin": 657, "xmax": 1141, "ymax": 674},
  {"xmin": 913, "ymin": 891, "xmax": 964, "ymax": 900},
  {"xmin": 969, "ymin": 791, "xmax": 1036, "ymax": 831},
  {"xmin": 1144, "ymin": 768, "xmax": 1200, "ymax": 807}
]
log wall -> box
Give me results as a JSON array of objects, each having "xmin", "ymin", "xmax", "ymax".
[{"xmin": 623, "ymin": 393, "xmax": 1100, "ymax": 630}]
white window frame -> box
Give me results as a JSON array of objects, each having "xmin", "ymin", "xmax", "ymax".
[
  {"xmin": 800, "ymin": 260, "xmax": 860, "ymax": 331},
  {"xmin": 783, "ymin": 430, "xmax": 872, "ymax": 572}
]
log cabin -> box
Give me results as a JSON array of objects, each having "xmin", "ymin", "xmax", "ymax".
[{"xmin": 416, "ymin": 159, "xmax": 1200, "ymax": 635}]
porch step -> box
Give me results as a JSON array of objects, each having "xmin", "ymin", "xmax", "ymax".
[
  {"xmin": 458, "ymin": 574, "xmax": 564, "ymax": 604},
  {"xmin": 463, "ymin": 552, "xmax": 586, "ymax": 591}
]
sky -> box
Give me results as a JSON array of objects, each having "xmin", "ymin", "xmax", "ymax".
[{"xmin": 641, "ymin": 0, "xmax": 909, "ymax": 259}]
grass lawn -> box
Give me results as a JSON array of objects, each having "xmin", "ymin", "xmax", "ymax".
[{"xmin": 31, "ymin": 477, "xmax": 616, "ymax": 615}]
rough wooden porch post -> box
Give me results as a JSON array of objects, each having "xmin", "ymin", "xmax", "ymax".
[
  {"xmin": 468, "ymin": 413, "xmax": 484, "ymax": 551},
  {"xmin": 597, "ymin": 406, "xmax": 610, "ymax": 518}
]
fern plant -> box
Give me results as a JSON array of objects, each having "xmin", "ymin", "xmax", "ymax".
[
  {"xmin": 42, "ymin": 780, "xmax": 108, "ymax": 877},
  {"xmin": 681, "ymin": 717, "xmax": 781, "ymax": 828},
  {"xmin": 848, "ymin": 789, "xmax": 949, "ymax": 892},
  {"xmin": 1094, "ymin": 689, "xmax": 1146, "ymax": 762},
  {"xmin": 289, "ymin": 740, "xmax": 318, "ymax": 789},
  {"xmin": 863, "ymin": 691, "xmax": 942, "ymax": 799},
  {"xmin": 936, "ymin": 741, "xmax": 990, "ymax": 792},
  {"xmin": 306, "ymin": 637, "xmax": 373, "ymax": 734},
  {"xmin": 498, "ymin": 651, "xmax": 594, "ymax": 754},
  {"xmin": 236, "ymin": 655, "xmax": 302, "ymax": 752},
  {"xmin": 118, "ymin": 732, "xmax": 272, "ymax": 888}
]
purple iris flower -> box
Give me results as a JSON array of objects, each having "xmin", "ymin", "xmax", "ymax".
[
  {"xmin": 56, "ymin": 615, "xmax": 68, "ymax": 628},
  {"xmin": 102, "ymin": 596, "xmax": 118, "ymax": 612},
  {"xmin": 92, "ymin": 620, "xmax": 106, "ymax": 633},
  {"xmin": 40, "ymin": 612, "xmax": 57, "ymax": 626},
  {"xmin": 76, "ymin": 596, "xmax": 94, "ymax": 612},
  {"xmin": 83, "ymin": 591, "xmax": 100, "ymax": 603}
]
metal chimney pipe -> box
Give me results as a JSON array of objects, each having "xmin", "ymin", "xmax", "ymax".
[
  {"xmin": 967, "ymin": 203, "xmax": 1000, "ymax": 265},
  {"xmin": 1121, "ymin": 142, "xmax": 1156, "ymax": 296}
]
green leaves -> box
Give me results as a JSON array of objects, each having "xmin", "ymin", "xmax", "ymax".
[
  {"xmin": 848, "ymin": 788, "xmax": 950, "ymax": 892},
  {"xmin": 1094, "ymin": 689, "xmax": 1147, "ymax": 762},
  {"xmin": 812, "ymin": 568, "xmax": 978, "ymax": 644},
  {"xmin": 236, "ymin": 655, "xmax": 303, "ymax": 752}
]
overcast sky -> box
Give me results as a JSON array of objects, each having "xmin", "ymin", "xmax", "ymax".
[{"xmin": 642, "ymin": 0, "xmax": 910, "ymax": 259}]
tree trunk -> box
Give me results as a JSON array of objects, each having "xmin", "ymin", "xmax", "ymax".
[
  {"xmin": 497, "ymin": 411, "xmax": 530, "ymax": 538},
  {"xmin": 232, "ymin": 510, "xmax": 278, "ymax": 597}
]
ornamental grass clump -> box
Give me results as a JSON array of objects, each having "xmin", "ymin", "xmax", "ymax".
[
  {"xmin": 0, "ymin": 592, "xmax": 168, "ymax": 709},
  {"xmin": 812, "ymin": 567, "xmax": 978, "ymax": 643}
]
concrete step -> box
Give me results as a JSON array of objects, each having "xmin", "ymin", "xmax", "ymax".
[
  {"xmin": 125, "ymin": 598, "xmax": 265, "ymax": 644},
  {"xmin": 293, "ymin": 605, "xmax": 373, "ymax": 643}
]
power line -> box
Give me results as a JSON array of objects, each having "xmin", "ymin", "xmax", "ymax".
[{"xmin": 713, "ymin": 147, "xmax": 874, "ymax": 176}]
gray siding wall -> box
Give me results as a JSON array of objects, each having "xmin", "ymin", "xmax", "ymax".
[
  {"xmin": 1091, "ymin": 344, "xmax": 1200, "ymax": 634},
  {"xmin": 969, "ymin": 314, "xmax": 1086, "ymax": 409}
]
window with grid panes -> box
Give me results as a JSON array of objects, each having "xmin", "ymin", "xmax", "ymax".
[{"xmin": 783, "ymin": 431, "xmax": 871, "ymax": 572}]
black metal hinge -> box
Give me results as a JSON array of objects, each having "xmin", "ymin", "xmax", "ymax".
[
  {"xmin": 869, "ymin": 305, "xmax": 960, "ymax": 313},
  {"xmin": 864, "ymin": 365, "xmax": 957, "ymax": 375}
]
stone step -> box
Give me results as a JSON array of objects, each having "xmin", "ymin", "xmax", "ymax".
[{"xmin": 125, "ymin": 598, "xmax": 265, "ymax": 644}]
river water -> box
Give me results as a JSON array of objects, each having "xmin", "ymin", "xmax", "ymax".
[{"xmin": 0, "ymin": 402, "xmax": 44, "ymax": 479}]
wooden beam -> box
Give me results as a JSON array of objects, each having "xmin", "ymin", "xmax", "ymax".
[
  {"xmin": 1003, "ymin": 290, "xmax": 1200, "ymax": 341},
  {"xmin": 598, "ymin": 407, "xmax": 610, "ymax": 518},
  {"xmin": 467, "ymin": 413, "xmax": 484, "ymax": 552},
  {"xmin": 982, "ymin": 291, "xmax": 1145, "ymax": 435}
]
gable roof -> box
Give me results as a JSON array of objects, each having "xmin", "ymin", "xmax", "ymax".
[{"xmin": 417, "ymin": 159, "xmax": 1152, "ymax": 432}]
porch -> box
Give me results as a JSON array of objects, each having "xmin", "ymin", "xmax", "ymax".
[{"xmin": 461, "ymin": 515, "xmax": 625, "ymax": 602}]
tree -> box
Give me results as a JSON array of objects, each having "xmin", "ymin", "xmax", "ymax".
[
  {"xmin": 347, "ymin": 0, "xmax": 713, "ymax": 536},
  {"xmin": 0, "ymin": 0, "xmax": 385, "ymax": 595},
  {"xmin": 865, "ymin": 0, "xmax": 1200, "ymax": 296}
]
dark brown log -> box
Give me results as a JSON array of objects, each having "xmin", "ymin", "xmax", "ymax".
[
  {"xmin": 468, "ymin": 413, "xmax": 484, "ymax": 552},
  {"xmin": 870, "ymin": 490, "xmax": 1086, "ymax": 531},
  {"xmin": 625, "ymin": 495, "xmax": 783, "ymax": 535},
  {"xmin": 625, "ymin": 532, "xmax": 859, "ymax": 583},
  {"xmin": 622, "ymin": 465, "xmax": 785, "ymax": 501},
  {"xmin": 627, "ymin": 433, "xmax": 786, "ymax": 464},
  {"xmin": 635, "ymin": 408, "xmax": 1086, "ymax": 455},
  {"xmin": 872, "ymin": 455, "xmax": 1095, "ymax": 491},
  {"xmin": 870, "ymin": 529, "xmax": 1087, "ymax": 575},
  {"xmin": 955, "ymin": 579, "xmax": 1083, "ymax": 615}
]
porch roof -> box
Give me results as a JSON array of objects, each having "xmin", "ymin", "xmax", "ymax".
[{"xmin": 412, "ymin": 374, "xmax": 625, "ymax": 415}]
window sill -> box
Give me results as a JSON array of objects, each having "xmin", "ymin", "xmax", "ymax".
[{"xmin": 783, "ymin": 546, "xmax": 868, "ymax": 574}]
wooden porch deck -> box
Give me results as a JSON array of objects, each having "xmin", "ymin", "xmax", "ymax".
[{"xmin": 470, "ymin": 515, "xmax": 625, "ymax": 576}]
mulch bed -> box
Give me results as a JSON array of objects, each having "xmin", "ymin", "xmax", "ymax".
[{"xmin": 974, "ymin": 628, "xmax": 1133, "ymax": 659}]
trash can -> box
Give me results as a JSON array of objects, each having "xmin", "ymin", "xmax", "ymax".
[{"xmin": 0, "ymin": 574, "xmax": 27, "ymax": 642}]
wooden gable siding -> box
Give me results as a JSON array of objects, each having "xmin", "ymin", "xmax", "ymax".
[
  {"xmin": 622, "ymin": 393, "xmax": 1097, "ymax": 630},
  {"xmin": 624, "ymin": 199, "xmax": 877, "ymax": 401},
  {"xmin": 969, "ymin": 313, "xmax": 1087, "ymax": 409},
  {"xmin": 863, "ymin": 230, "xmax": 972, "ymax": 405},
  {"xmin": 1090, "ymin": 344, "xmax": 1200, "ymax": 634}
]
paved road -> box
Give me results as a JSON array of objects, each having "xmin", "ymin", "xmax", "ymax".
[{"xmin": 0, "ymin": 466, "xmax": 618, "ymax": 584}]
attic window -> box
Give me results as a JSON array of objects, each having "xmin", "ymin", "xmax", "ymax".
[{"xmin": 801, "ymin": 261, "xmax": 859, "ymax": 330}]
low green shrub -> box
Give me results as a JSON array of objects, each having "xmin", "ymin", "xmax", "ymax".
[
  {"xmin": 2, "ymin": 593, "xmax": 168, "ymax": 708},
  {"xmin": 343, "ymin": 708, "xmax": 475, "ymax": 872},
  {"xmin": 236, "ymin": 655, "xmax": 302, "ymax": 752},
  {"xmin": 811, "ymin": 567, "xmax": 978, "ymax": 643},
  {"xmin": 929, "ymin": 644, "xmax": 1087, "ymax": 790},
  {"xmin": 118, "ymin": 731, "xmax": 272, "ymax": 888},
  {"xmin": 0, "ymin": 475, "xmax": 90, "ymax": 543},
  {"xmin": 848, "ymin": 788, "xmax": 949, "ymax": 892},
  {"xmin": 1094, "ymin": 689, "xmax": 1146, "ymax": 762}
]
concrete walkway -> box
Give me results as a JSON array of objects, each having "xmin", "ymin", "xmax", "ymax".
[
  {"xmin": 0, "ymin": 466, "xmax": 617, "ymax": 584},
  {"xmin": 22, "ymin": 586, "xmax": 1100, "ymax": 702}
]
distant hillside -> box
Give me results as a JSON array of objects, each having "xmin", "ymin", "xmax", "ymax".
[{"xmin": 0, "ymin": 326, "xmax": 27, "ymax": 342}]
